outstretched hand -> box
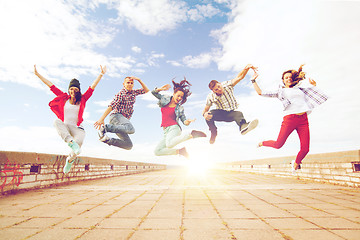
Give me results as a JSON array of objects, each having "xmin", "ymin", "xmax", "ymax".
[
  {"xmin": 184, "ymin": 119, "xmax": 196, "ymax": 126},
  {"xmin": 158, "ymin": 84, "xmax": 171, "ymax": 92},
  {"xmin": 100, "ymin": 65, "xmax": 107, "ymax": 75},
  {"xmin": 251, "ymin": 70, "xmax": 259, "ymax": 81},
  {"xmin": 94, "ymin": 120, "xmax": 104, "ymax": 130}
]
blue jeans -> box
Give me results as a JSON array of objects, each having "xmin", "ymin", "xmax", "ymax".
[
  {"xmin": 154, "ymin": 125, "xmax": 191, "ymax": 156},
  {"xmin": 104, "ymin": 113, "xmax": 135, "ymax": 150}
]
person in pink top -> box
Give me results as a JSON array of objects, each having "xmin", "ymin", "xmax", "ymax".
[{"xmin": 34, "ymin": 65, "xmax": 106, "ymax": 173}]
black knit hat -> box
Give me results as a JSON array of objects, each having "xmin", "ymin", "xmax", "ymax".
[{"xmin": 69, "ymin": 78, "xmax": 81, "ymax": 91}]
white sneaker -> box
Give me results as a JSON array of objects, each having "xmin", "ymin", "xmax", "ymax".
[
  {"xmin": 241, "ymin": 119, "xmax": 259, "ymax": 135},
  {"xmin": 291, "ymin": 160, "xmax": 300, "ymax": 175},
  {"xmin": 100, "ymin": 134, "xmax": 109, "ymax": 143},
  {"xmin": 98, "ymin": 125, "xmax": 106, "ymax": 139}
]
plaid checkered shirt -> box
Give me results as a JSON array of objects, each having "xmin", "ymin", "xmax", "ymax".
[
  {"xmin": 261, "ymin": 80, "xmax": 328, "ymax": 111},
  {"xmin": 206, "ymin": 80, "xmax": 238, "ymax": 111},
  {"xmin": 109, "ymin": 88, "xmax": 146, "ymax": 119}
]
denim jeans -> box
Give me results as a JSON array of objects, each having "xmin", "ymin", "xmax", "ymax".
[
  {"xmin": 154, "ymin": 125, "xmax": 191, "ymax": 156},
  {"xmin": 54, "ymin": 119, "xmax": 85, "ymax": 160},
  {"xmin": 104, "ymin": 113, "xmax": 135, "ymax": 150},
  {"xmin": 205, "ymin": 109, "xmax": 246, "ymax": 133}
]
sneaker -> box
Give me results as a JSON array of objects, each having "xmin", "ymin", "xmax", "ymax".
[
  {"xmin": 209, "ymin": 131, "xmax": 217, "ymax": 144},
  {"xmin": 98, "ymin": 125, "xmax": 106, "ymax": 139},
  {"xmin": 63, "ymin": 156, "xmax": 75, "ymax": 174},
  {"xmin": 68, "ymin": 140, "xmax": 81, "ymax": 155},
  {"xmin": 179, "ymin": 147, "xmax": 189, "ymax": 159},
  {"xmin": 191, "ymin": 130, "xmax": 207, "ymax": 138},
  {"xmin": 99, "ymin": 134, "xmax": 110, "ymax": 143},
  {"xmin": 291, "ymin": 160, "xmax": 301, "ymax": 174},
  {"xmin": 241, "ymin": 119, "xmax": 259, "ymax": 135}
]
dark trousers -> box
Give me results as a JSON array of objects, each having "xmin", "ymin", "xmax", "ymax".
[{"xmin": 206, "ymin": 109, "xmax": 246, "ymax": 133}]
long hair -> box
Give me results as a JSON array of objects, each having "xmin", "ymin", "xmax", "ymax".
[
  {"xmin": 74, "ymin": 91, "xmax": 82, "ymax": 105},
  {"xmin": 172, "ymin": 77, "xmax": 192, "ymax": 105},
  {"xmin": 282, "ymin": 64, "xmax": 306, "ymax": 88}
]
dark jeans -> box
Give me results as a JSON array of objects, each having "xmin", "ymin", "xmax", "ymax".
[{"xmin": 206, "ymin": 109, "xmax": 246, "ymax": 133}]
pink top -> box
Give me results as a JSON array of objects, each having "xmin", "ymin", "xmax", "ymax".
[{"xmin": 161, "ymin": 105, "xmax": 177, "ymax": 128}]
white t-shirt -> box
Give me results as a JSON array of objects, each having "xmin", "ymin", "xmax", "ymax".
[
  {"xmin": 282, "ymin": 87, "xmax": 311, "ymax": 116},
  {"xmin": 64, "ymin": 100, "xmax": 80, "ymax": 126}
]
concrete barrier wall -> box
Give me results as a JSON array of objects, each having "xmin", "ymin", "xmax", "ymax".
[
  {"xmin": 216, "ymin": 150, "xmax": 360, "ymax": 187},
  {"xmin": 0, "ymin": 151, "xmax": 166, "ymax": 194}
]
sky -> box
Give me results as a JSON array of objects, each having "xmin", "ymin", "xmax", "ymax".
[{"xmin": 0, "ymin": 0, "xmax": 359, "ymax": 167}]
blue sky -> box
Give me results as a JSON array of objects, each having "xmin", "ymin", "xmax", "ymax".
[{"xmin": 0, "ymin": 0, "xmax": 359, "ymax": 166}]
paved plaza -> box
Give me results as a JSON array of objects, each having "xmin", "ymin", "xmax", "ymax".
[{"xmin": 0, "ymin": 168, "xmax": 359, "ymax": 240}]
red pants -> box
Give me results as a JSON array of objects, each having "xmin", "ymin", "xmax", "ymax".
[{"xmin": 262, "ymin": 113, "xmax": 310, "ymax": 164}]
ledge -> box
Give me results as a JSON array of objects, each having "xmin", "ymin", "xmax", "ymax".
[{"xmin": 0, "ymin": 151, "xmax": 166, "ymax": 194}]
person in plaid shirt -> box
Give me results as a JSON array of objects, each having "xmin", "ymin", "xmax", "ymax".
[
  {"xmin": 202, "ymin": 64, "xmax": 259, "ymax": 144},
  {"xmin": 94, "ymin": 76, "xmax": 149, "ymax": 150},
  {"xmin": 250, "ymin": 65, "xmax": 328, "ymax": 173}
]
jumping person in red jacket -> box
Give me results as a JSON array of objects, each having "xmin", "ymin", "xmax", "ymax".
[{"xmin": 34, "ymin": 65, "xmax": 106, "ymax": 173}]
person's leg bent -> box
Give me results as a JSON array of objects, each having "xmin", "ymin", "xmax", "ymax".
[
  {"xmin": 154, "ymin": 127, "xmax": 179, "ymax": 156},
  {"xmin": 295, "ymin": 115, "xmax": 310, "ymax": 164},
  {"xmin": 107, "ymin": 114, "xmax": 135, "ymax": 134},
  {"xmin": 54, "ymin": 119, "xmax": 73, "ymax": 143},
  {"xmin": 262, "ymin": 115, "xmax": 296, "ymax": 149},
  {"xmin": 165, "ymin": 125, "xmax": 191, "ymax": 149},
  {"xmin": 228, "ymin": 110, "xmax": 246, "ymax": 129}
]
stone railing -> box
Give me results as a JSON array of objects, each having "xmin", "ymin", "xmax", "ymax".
[
  {"xmin": 0, "ymin": 151, "xmax": 166, "ymax": 194},
  {"xmin": 216, "ymin": 150, "xmax": 360, "ymax": 187}
]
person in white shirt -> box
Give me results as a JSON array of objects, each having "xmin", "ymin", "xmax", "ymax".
[{"xmin": 250, "ymin": 65, "xmax": 328, "ymax": 173}]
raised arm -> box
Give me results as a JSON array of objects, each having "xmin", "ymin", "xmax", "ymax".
[
  {"xmin": 132, "ymin": 77, "xmax": 149, "ymax": 93},
  {"xmin": 250, "ymin": 71, "xmax": 262, "ymax": 95},
  {"xmin": 34, "ymin": 65, "xmax": 53, "ymax": 88},
  {"xmin": 231, "ymin": 64, "xmax": 258, "ymax": 86},
  {"xmin": 90, "ymin": 65, "xmax": 107, "ymax": 90}
]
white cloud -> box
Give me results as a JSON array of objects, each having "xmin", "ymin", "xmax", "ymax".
[
  {"xmin": 147, "ymin": 52, "xmax": 165, "ymax": 67},
  {"xmin": 0, "ymin": 0, "xmax": 133, "ymax": 89},
  {"xmin": 108, "ymin": 0, "xmax": 227, "ymax": 35},
  {"xmin": 109, "ymin": 0, "xmax": 188, "ymax": 35},
  {"xmin": 188, "ymin": 4, "xmax": 221, "ymax": 22},
  {"xmin": 167, "ymin": 60, "xmax": 183, "ymax": 67},
  {"xmin": 131, "ymin": 46, "xmax": 142, "ymax": 53},
  {"xmin": 182, "ymin": 49, "xmax": 221, "ymax": 69}
]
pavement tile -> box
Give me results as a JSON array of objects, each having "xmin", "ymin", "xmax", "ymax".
[
  {"xmin": 27, "ymin": 228, "xmax": 86, "ymax": 240},
  {"xmin": 265, "ymin": 217, "xmax": 321, "ymax": 229},
  {"xmin": 54, "ymin": 216, "xmax": 102, "ymax": 229},
  {"xmin": 218, "ymin": 210, "xmax": 258, "ymax": 219},
  {"xmin": 0, "ymin": 227, "xmax": 41, "ymax": 240},
  {"xmin": 226, "ymin": 218, "xmax": 273, "ymax": 230},
  {"xmin": 183, "ymin": 229, "xmax": 233, "ymax": 240},
  {"xmin": 78, "ymin": 228, "xmax": 132, "ymax": 240},
  {"xmin": 280, "ymin": 229, "xmax": 344, "ymax": 240},
  {"xmin": 331, "ymin": 229, "xmax": 360, "ymax": 240},
  {"xmin": 304, "ymin": 217, "xmax": 360, "ymax": 229},
  {"xmin": 183, "ymin": 218, "xmax": 225, "ymax": 230},
  {"xmin": 232, "ymin": 229, "xmax": 284, "ymax": 240},
  {"xmin": 97, "ymin": 217, "xmax": 141, "ymax": 229},
  {"xmin": 130, "ymin": 229, "xmax": 180, "ymax": 240},
  {"xmin": 139, "ymin": 218, "xmax": 181, "ymax": 229}
]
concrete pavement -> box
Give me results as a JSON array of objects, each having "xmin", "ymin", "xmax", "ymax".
[{"xmin": 0, "ymin": 169, "xmax": 359, "ymax": 240}]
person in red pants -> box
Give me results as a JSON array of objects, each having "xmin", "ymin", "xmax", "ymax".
[{"xmin": 250, "ymin": 65, "xmax": 328, "ymax": 173}]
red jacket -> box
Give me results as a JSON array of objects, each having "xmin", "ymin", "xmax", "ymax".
[{"xmin": 49, "ymin": 85, "xmax": 94, "ymax": 126}]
